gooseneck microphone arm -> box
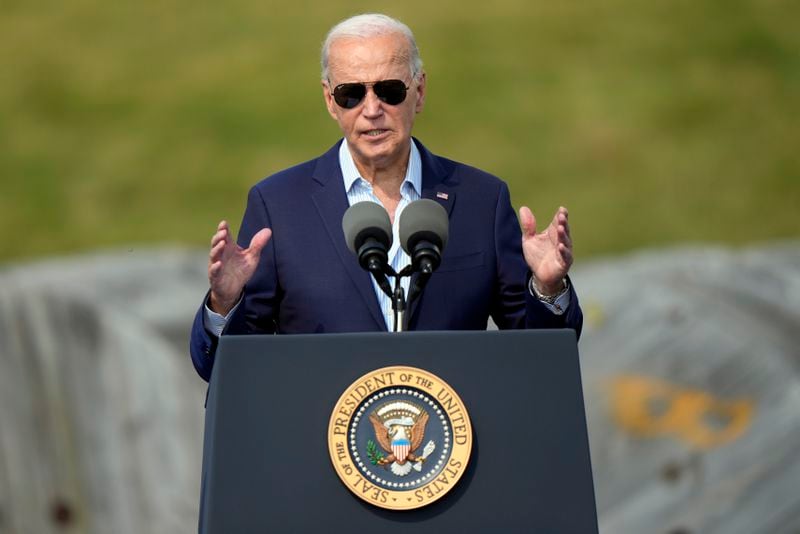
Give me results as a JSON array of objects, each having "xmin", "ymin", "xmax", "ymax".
[
  {"xmin": 362, "ymin": 248, "xmax": 406, "ymax": 333},
  {"xmin": 404, "ymin": 237, "xmax": 439, "ymax": 308},
  {"xmin": 356, "ymin": 236, "xmax": 394, "ymax": 298},
  {"xmin": 362, "ymin": 252, "xmax": 406, "ymax": 333}
]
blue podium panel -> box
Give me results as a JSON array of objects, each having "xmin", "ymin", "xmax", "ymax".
[{"xmin": 200, "ymin": 330, "xmax": 597, "ymax": 533}]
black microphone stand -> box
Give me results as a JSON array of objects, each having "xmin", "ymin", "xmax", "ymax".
[
  {"xmin": 392, "ymin": 279, "xmax": 406, "ymax": 333},
  {"xmin": 368, "ymin": 264, "xmax": 430, "ymax": 332},
  {"xmin": 369, "ymin": 264, "xmax": 414, "ymax": 333},
  {"xmin": 363, "ymin": 240, "xmax": 439, "ymax": 332},
  {"xmin": 369, "ymin": 257, "xmax": 438, "ymax": 332},
  {"xmin": 392, "ymin": 265, "xmax": 417, "ymax": 332}
]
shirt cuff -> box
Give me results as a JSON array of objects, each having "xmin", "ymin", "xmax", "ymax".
[
  {"xmin": 203, "ymin": 297, "xmax": 241, "ymax": 337},
  {"xmin": 528, "ymin": 278, "xmax": 571, "ymax": 316}
]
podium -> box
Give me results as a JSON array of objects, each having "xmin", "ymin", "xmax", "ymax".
[{"xmin": 199, "ymin": 330, "xmax": 597, "ymax": 533}]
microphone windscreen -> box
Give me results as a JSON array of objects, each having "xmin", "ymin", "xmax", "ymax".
[
  {"xmin": 399, "ymin": 199, "xmax": 449, "ymax": 254},
  {"xmin": 342, "ymin": 201, "xmax": 393, "ymax": 254}
]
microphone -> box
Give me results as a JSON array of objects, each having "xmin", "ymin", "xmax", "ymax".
[
  {"xmin": 342, "ymin": 201, "xmax": 393, "ymax": 282},
  {"xmin": 399, "ymin": 199, "xmax": 449, "ymax": 312},
  {"xmin": 399, "ymin": 199, "xmax": 449, "ymax": 274}
]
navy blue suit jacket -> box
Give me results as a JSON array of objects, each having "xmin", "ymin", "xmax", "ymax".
[{"xmin": 190, "ymin": 139, "xmax": 582, "ymax": 381}]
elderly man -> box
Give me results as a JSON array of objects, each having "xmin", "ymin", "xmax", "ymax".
[{"xmin": 190, "ymin": 13, "xmax": 582, "ymax": 382}]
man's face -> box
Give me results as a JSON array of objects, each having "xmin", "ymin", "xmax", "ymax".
[{"xmin": 322, "ymin": 33, "xmax": 426, "ymax": 172}]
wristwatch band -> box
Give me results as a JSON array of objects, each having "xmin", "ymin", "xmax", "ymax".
[{"xmin": 529, "ymin": 276, "xmax": 569, "ymax": 304}]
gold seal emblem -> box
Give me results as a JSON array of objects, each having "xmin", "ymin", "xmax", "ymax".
[{"xmin": 328, "ymin": 366, "xmax": 472, "ymax": 510}]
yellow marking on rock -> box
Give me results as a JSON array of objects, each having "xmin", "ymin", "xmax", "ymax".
[{"xmin": 610, "ymin": 375, "xmax": 754, "ymax": 450}]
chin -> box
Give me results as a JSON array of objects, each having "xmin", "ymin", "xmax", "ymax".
[
  {"xmin": 351, "ymin": 144, "xmax": 387, "ymax": 163},
  {"xmin": 353, "ymin": 138, "xmax": 406, "ymax": 165}
]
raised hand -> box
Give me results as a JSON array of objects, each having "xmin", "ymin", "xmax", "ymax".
[
  {"xmin": 519, "ymin": 206, "xmax": 573, "ymax": 295},
  {"xmin": 208, "ymin": 220, "xmax": 272, "ymax": 315}
]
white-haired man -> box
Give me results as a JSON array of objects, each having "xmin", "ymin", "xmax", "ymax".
[{"xmin": 190, "ymin": 13, "xmax": 582, "ymax": 382}]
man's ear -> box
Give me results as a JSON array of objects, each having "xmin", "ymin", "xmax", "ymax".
[
  {"xmin": 414, "ymin": 72, "xmax": 426, "ymax": 114},
  {"xmin": 322, "ymin": 80, "xmax": 338, "ymax": 120}
]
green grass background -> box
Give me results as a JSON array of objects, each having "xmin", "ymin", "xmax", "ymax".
[{"xmin": 1, "ymin": 0, "xmax": 798, "ymax": 264}]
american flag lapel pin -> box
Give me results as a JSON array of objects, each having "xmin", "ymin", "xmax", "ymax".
[{"xmin": 436, "ymin": 192, "xmax": 449, "ymax": 200}]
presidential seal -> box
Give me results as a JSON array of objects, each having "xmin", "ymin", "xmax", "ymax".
[{"xmin": 328, "ymin": 366, "xmax": 472, "ymax": 510}]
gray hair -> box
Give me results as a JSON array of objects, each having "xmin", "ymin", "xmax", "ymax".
[{"xmin": 320, "ymin": 13, "xmax": 423, "ymax": 82}]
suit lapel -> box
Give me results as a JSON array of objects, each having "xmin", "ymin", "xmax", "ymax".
[
  {"xmin": 408, "ymin": 139, "xmax": 458, "ymax": 326},
  {"xmin": 310, "ymin": 143, "xmax": 387, "ymax": 331}
]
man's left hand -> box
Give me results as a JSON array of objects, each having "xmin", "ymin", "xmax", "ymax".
[{"xmin": 519, "ymin": 206, "xmax": 573, "ymax": 295}]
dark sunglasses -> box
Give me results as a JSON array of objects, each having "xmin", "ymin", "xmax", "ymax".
[{"xmin": 331, "ymin": 79, "xmax": 410, "ymax": 109}]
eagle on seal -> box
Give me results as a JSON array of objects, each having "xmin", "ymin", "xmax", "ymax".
[{"xmin": 369, "ymin": 408, "xmax": 431, "ymax": 477}]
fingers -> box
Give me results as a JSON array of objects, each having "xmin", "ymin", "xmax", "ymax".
[
  {"xmin": 552, "ymin": 207, "xmax": 573, "ymax": 269},
  {"xmin": 248, "ymin": 228, "xmax": 272, "ymax": 256},
  {"xmin": 557, "ymin": 206, "xmax": 569, "ymax": 233},
  {"xmin": 558, "ymin": 242, "xmax": 574, "ymax": 268},
  {"xmin": 557, "ymin": 221, "xmax": 572, "ymax": 251},
  {"xmin": 519, "ymin": 206, "xmax": 537, "ymax": 237},
  {"xmin": 554, "ymin": 206, "xmax": 572, "ymax": 247},
  {"xmin": 209, "ymin": 221, "xmax": 230, "ymax": 265},
  {"xmin": 211, "ymin": 220, "xmax": 230, "ymax": 248},
  {"xmin": 208, "ymin": 259, "xmax": 223, "ymax": 280},
  {"xmin": 209, "ymin": 238, "xmax": 226, "ymax": 264}
]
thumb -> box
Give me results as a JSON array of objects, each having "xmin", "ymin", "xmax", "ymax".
[
  {"xmin": 248, "ymin": 228, "xmax": 272, "ymax": 255},
  {"xmin": 519, "ymin": 206, "xmax": 537, "ymax": 238}
]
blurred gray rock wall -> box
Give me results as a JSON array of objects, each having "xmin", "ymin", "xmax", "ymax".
[
  {"xmin": 0, "ymin": 250, "xmax": 208, "ymax": 534},
  {"xmin": 572, "ymin": 243, "xmax": 800, "ymax": 534},
  {"xmin": 0, "ymin": 243, "xmax": 798, "ymax": 533}
]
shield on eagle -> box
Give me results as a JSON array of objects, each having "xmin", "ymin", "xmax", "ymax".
[{"xmin": 392, "ymin": 437, "xmax": 411, "ymax": 462}]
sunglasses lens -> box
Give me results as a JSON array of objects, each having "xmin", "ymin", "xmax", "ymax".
[
  {"xmin": 333, "ymin": 83, "xmax": 367, "ymax": 109},
  {"xmin": 373, "ymin": 80, "xmax": 408, "ymax": 105},
  {"xmin": 332, "ymin": 80, "xmax": 409, "ymax": 108}
]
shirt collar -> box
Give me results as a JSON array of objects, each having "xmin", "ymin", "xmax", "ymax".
[{"xmin": 339, "ymin": 138, "xmax": 422, "ymax": 197}]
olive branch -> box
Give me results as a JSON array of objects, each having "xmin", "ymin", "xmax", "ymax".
[{"xmin": 366, "ymin": 439, "xmax": 385, "ymax": 465}]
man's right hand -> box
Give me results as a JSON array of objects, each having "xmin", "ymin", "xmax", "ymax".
[{"xmin": 208, "ymin": 220, "xmax": 272, "ymax": 316}]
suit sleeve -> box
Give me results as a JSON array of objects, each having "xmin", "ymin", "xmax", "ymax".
[
  {"xmin": 489, "ymin": 182, "xmax": 583, "ymax": 337},
  {"xmin": 188, "ymin": 185, "xmax": 280, "ymax": 382}
]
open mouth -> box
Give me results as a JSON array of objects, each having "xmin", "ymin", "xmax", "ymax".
[{"xmin": 363, "ymin": 129, "xmax": 389, "ymax": 137}]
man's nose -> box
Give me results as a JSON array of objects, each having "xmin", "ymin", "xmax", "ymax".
[{"xmin": 361, "ymin": 87, "xmax": 384, "ymax": 117}]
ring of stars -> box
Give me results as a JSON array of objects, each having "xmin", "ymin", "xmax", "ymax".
[{"xmin": 349, "ymin": 388, "xmax": 451, "ymax": 490}]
